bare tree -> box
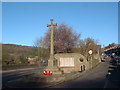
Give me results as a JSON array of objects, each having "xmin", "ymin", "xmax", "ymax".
[
  {"xmin": 42, "ymin": 23, "xmax": 81, "ymax": 53},
  {"xmin": 34, "ymin": 37, "xmax": 49, "ymax": 60},
  {"xmin": 79, "ymin": 37, "xmax": 101, "ymax": 57}
]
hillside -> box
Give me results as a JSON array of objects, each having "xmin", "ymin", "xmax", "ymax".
[
  {"xmin": 2, "ymin": 43, "xmax": 102, "ymax": 67},
  {"xmin": 2, "ymin": 44, "xmax": 49, "ymax": 66}
]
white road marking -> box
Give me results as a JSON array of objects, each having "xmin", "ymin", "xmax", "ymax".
[
  {"xmin": 103, "ymin": 70, "xmax": 111, "ymax": 88},
  {"xmin": 103, "ymin": 77, "xmax": 109, "ymax": 88}
]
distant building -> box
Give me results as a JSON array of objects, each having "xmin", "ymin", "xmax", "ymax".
[
  {"xmin": 27, "ymin": 56, "xmax": 38, "ymax": 64},
  {"xmin": 104, "ymin": 44, "xmax": 120, "ymax": 55},
  {"xmin": 104, "ymin": 45, "xmax": 120, "ymax": 52}
]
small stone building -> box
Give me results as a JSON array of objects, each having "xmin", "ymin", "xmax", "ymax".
[
  {"xmin": 55, "ymin": 53, "xmax": 89, "ymax": 73},
  {"xmin": 55, "ymin": 53, "xmax": 101, "ymax": 73}
]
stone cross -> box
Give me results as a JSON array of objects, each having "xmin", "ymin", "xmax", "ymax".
[{"xmin": 47, "ymin": 19, "xmax": 57, "ymax": 67}]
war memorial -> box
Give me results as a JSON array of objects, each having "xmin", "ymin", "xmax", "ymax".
[{"xmin": 5, "ymin": 19, "xmax": 101, "ymax": 88}]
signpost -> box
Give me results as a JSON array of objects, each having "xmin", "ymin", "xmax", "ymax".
[
  {"xmin": 88, "ymin": 50, "xmax": 93, "ymax": 69},
  {"xmin": 88, "ymin": 50, "xmax": 93, "ymax": 55}
]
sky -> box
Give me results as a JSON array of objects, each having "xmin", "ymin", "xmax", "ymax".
[{"xmin": 2, "ymin": 2, "xmax": 118, "ymax": 47}]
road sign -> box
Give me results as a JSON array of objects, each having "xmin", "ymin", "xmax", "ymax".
[
  {"xmin": 43, "ymin": 70, "xmax": 53, "ymax": 75},
  {"xmin": 88, "ymin": 50, "xmax": 93, "ymax": 55}
]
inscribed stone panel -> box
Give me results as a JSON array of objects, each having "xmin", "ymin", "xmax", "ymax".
[{"xmin": 59, "ymin": 57, "xmax": 74, "ymax": 67}]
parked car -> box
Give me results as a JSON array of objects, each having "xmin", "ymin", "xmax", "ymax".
[
  {"xmin": 110, "ymin": 55, "xmax": 117, "ymax": 63},
  {"xmin": 116, "ymin": 56, "xmax": 120, "ymax": 66}
]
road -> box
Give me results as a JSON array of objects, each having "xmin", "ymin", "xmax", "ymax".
[
  {"xmin": 2, "ymin": 68, "xmax": 40, "ymax": 88},
  {"xmin": 49, "ymin": 60, "xmax": 109, "ymax": 88},
  {"xmin": 2, "ymin": 58, "xmax": 120, "ymax": 88},
  {"xmin": 50, "ymin": 58, "xmax": 120, "ymax": 88}
]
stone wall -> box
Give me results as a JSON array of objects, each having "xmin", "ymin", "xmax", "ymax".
[{"xmin": 92, "ymin": 54, "xmax": 101, "ymax": 68}]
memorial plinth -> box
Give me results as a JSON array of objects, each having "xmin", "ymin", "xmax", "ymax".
[
  {"xmin": 45, "ymin": 66, "xmax": 63, "ymax": 75},
  {"xmin": 44, "ymin": 58, "xmax": 63, "ymax": 75}
]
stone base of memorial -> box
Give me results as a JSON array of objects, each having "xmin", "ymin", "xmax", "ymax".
[
  {"xmin": 5, "ymin": 69, "xmax": 83, "ymax": 88},
  {"xmin": 23, "ymin": 67, "xmax": 64, "ymax": 83},
  {"xmin": 5, "ymin": 67, "xmax": 66, "ymax": 88}
]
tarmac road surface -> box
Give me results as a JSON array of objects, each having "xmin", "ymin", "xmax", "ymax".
[
  {"xmin": 2, "ymin": 68, "xmax": 40, "ymax": 88},
  {"xmin": 50, "ymin": 59, "xmax": 120, "ymax": 88}
]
